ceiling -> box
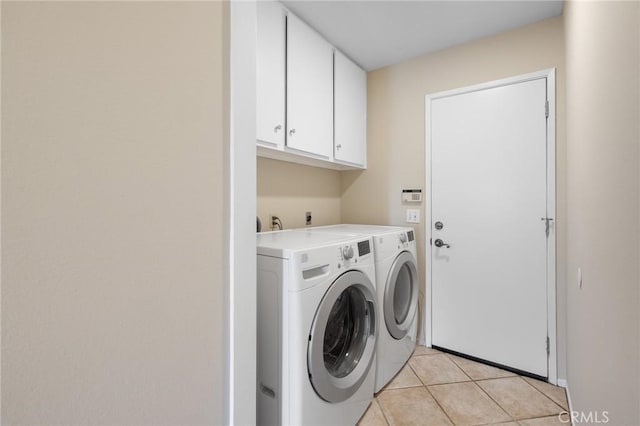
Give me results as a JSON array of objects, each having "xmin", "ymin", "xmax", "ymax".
[{"xmin": 280, "ymin": 1, "xmax": 564, "ymax": 71}]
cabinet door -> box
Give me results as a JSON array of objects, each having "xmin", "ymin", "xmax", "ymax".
[
  {"xmin": 256, "ymin": 1, "xmax": 285, "ymax": 147},
  {"xmin": 334, "ymin": 51, "xmax": 367, "ymax": 167},
  {"xmin": 286, "ymin": 14, "xmax": 333, "ymax": 158}
]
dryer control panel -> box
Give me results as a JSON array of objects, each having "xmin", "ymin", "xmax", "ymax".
[{"xmin": 397, "ymin": 230, "xmax": 416, "ymax": 250}]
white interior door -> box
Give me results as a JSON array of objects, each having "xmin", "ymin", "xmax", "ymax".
[{"xmin": 430, "ymin": 78, "xmax": 549, "ymax": 377}]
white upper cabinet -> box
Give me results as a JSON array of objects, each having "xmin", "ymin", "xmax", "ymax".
[
  {"xmin": 256, "ymin": 1, "xmax": 285, "ymax": 147},
  {"xmin": 334, "ymin": 51, "xmax": 367, "ymax": 167},
  {"xmin": 286, "ymin": 14, "xmax": 334, "ymax": 159},
  {"xmin": 256, "ymin": 4, "xmax": 367, "ymax": 170}
]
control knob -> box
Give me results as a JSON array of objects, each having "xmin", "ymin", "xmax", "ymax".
[
  {"xmin": 399, "ymin": 233, "xmax": 408, "ymax": 243},
  {"xmin": 342, "ymin": 245, "xmax": 354, "ymax": 260}
]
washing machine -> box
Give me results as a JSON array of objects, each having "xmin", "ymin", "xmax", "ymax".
[
  {"xmin": 257, "ymin": 229, "xmax": 379, "ymax": 425},
  {"xmin": 307, "ymin": 225, "xmax": 419, "ymax": 393}
]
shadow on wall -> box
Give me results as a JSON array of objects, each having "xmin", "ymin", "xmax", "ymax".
[
  {"xmin": 339, "ymin": 169, "xmax": 365, "ymax": 198},
  {"xmin": 257, "ymin": 157, "xmax": 343, "ymax": 229}
]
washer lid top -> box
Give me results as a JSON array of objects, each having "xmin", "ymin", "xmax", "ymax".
[
  {"xmin": 257, "ymin": 229, "xmax": 359, "ymax": 258},
  {"xmin": 307, "ymin": 224, "xmax": 412, "ymax": 237}
]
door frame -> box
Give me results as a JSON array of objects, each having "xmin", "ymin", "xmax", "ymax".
[
  {"xmin": 423, "ymin": 69, "xmax": 557, "ymax": 384},
  {"xmin": 226, "ymin": 1, "xmax": 257, "ymax": 424}
]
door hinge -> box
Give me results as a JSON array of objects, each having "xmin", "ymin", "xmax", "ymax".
[
  {"xmin": 546, "ymin": 336, "xmax": 550, "ymax": 355},
  {"xmin": 545, "ymin": 100, "xmax": 549, "ymax": 119},
  {"xmin": 541, "ymin": 217, "xmax": 554, "ymax": 237}
]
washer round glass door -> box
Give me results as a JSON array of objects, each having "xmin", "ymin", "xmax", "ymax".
[
  {"xmin": 308, "ymin": 270, "xmax": 378, "ymax": 403},
  {"xmin": 384, "ymin": 251, "xmax": 419, "ymax": 340}
]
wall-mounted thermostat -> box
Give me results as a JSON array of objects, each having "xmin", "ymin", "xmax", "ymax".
[{"xmin": 402, "ymin": 189, "xmax": 423, "ymax": 203}]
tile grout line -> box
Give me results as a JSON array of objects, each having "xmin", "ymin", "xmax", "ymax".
[
  {"xmin": 372, "ymin": 397, "xmax": 392, "ymax": 426},
  {"xmin": 438, "ymin": 353, "xmax": 516, "ymax": 424},
  {"xmin": 427, "ymin": 350, "xmax": 521, "ymax": 423},
  {"xmin": 408, "ymin": 349, "xmax": 566, "ymax": 424},
  {"xmin": 521, "ymin": 376, "xmax": 570, "ymax": 410},
  {"xmin": 423, "ymin": 352, "xmax": 509, "ymax": 425},
  {"xmin": 468, "ymin": 379, "xmax": 516, "ymax": 423},
  {"xmin": 412, "ymin": 352, "xmax": 448, "ymax": 358},
  {"xmin": 428, "ymin": 378, "xmax": 515, "ymax": 425},
  {"xmin": 524, "ymin": 414, "xmax": 569, "ymax": 423},
  {"xmin": 519, "ymin": 377, "xmax": 567, "ymax": 414},
  {"xmin": 440, "ymin": 350, "xmax": 565, "ymax": 421},
  {"xmin": 407, "ymin": 355, "xmax": 458, "ymax": 425},
  {"xmin": 474, "ymin": 377, "xmax": 565, "ymax": 422},
  {"xmin": 473, "ymin": 377, "xmax": 533, "ymax": 422},
  {"xmin": 408, "ymin": 354, "xmax": 473, "ymax": 388},
  {"xmin": 374, "ymin": 353, "xmax": 451, "ymax": 425},
  {"xmin": 368, "ymin": 352, "xmax": 567, "ymax": 426},
  {"xmin": 372, "ymin": 351, "xmax": 435, "ymax": 425},
  {"xmin": 443, "ymin": 352, "xmax": 517, "ymax": 380},
  {"xmin": 423, "ymin": 383, "xmax": 457, "ymax": 425},
  {"xmin": 376, "ymin": 387, "xmax": 454, "ymax": 426},
  {"xmin": 443, "ymin": 353, "xmax": 474, "ymax": 382}
]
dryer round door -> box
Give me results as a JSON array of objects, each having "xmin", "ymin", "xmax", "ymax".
[
  {"xmin": 384, "ymin": 251, "xmax": 419, "ymax": 340},
  {"xmin": 307, "ymin": 270, "xmax": 378, "ymax": 403}
]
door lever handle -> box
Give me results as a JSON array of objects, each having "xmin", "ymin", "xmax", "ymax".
[{"xmin": 434, "ymin": 239, "xmax": 450, "ymax": 248}]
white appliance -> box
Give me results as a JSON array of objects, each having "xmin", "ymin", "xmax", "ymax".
[
  {"xmin": 257, "ymin": 230, "xmax": 379, "ymax": 425},
  {"xmin": 307, "ymin": 225, "xmax": 419, "ymax": 393}
]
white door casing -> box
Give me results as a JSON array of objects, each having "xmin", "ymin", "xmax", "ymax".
[
  {"xmin": 227, "ymin": 1, "xmax": 258, "ymax": 424},
  {"xmin": 424, "ymin": 69, "xmax": 557, "ymax": 383}
]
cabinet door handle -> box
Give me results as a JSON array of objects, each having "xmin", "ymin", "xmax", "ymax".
[
  {"xmin": 289, "ymin": 128, "xmax": 296, "ymax": 136},
  {"xmin": 274, "ymin": 124, "xmax": 282, "ymax": 133}
]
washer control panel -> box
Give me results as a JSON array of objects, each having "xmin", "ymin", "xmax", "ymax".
[
  {"xmin": 357, "ymin": 239, "xmax": 371, "ymax": 256},
  {"xmin": 341, "ymin": 245, "xmax": 355, "ymax": 260},
  {"xmin": 337, "ymin": 239, "xmax": 371, "ymax": 267}
]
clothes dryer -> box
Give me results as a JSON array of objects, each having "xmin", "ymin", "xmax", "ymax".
[{"xmin": 257, "ymin": 230, "xmax": 378, "ymax": 425}]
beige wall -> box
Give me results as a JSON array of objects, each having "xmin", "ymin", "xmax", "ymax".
[
  {"xmin": 257, "ymin": 157, "xmax": 341, "ymax": 230},
  {"xmin": 2, "ymin": 2, "xmax": 226, "ymax": 424},
  {"xmin": 341, "ymin": 16, "xmax": 567, "ymax": 376},
  {"xmin": 565, "ymin": 1, "xmax": 640, "ymax": 423}
]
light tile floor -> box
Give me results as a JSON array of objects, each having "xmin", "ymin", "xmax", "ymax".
[{"xmin": 359, "ymin": 346, "xmax": 569, "ymax": 426}]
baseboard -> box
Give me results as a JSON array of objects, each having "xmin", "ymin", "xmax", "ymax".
[{"xmin": 557, "ymin": 379, "xmax": 573, "ymax": 425}]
